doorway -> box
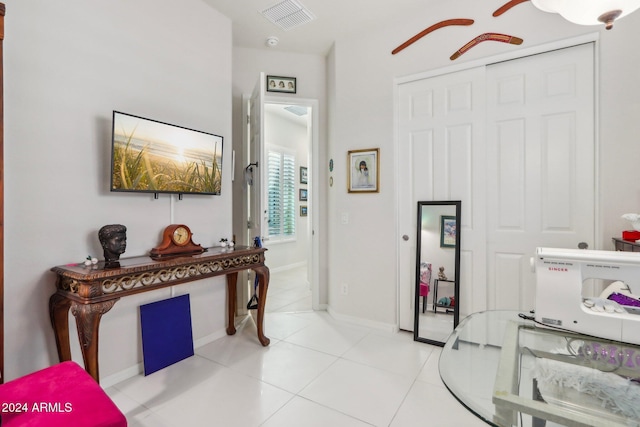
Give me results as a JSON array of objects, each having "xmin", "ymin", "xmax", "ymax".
[
  {"xmin": 262, "ymin": 102, "xmax": 313, "ymax": 311},
  {"xmin": 242, "ymin": 79, "xmax": 320, "ymax": 312}
]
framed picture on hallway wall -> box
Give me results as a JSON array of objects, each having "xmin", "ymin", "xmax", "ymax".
[
  {"xmin": 347, "ymin": 148, "xmax": 379, "ymax": 193},
  {"xmin": 266, "ymin": 75, "xmax": 296, "ymax": 93},
  {"xmin": 300, "ymin": 166, "xmax": 308, "ymax": 184}
]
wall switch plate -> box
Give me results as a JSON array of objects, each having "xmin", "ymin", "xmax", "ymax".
[
  {"xmin": 341, "ymin": 283, "xmax": 348, "ymax": 295},
  {"xmin": 341, "ymin": 212, "xmax": 349, "ymax": 224}
]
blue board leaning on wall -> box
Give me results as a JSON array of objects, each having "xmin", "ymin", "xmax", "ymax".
[{"xmin": 140, "ymin": 294, "xmax": 194, "ymax": 376}]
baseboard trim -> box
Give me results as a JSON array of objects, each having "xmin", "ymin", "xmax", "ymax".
[
  {"xmin": 100, "ymin": 307, "xmax": 397, "ymax": 388},
  {"xmin": 193, "ymin": 329, "xmax": 228, "ymax": 348},
  {"xmin": 268, "ymin": 261, "xmax": 307, "ymax": 274},
  {"xmin": 100, "ymin": 363, "xmax": 142, "ymax": 389},
  {"xmin": 327, "ymin": 306, "xmax": 399, "ymax": 334},
  {"xmin": 100, "ymin": 328, "xmax": 229, "ymax": 389},
  {"xmin": 313, "ymin": 303, "xmax": 328, "ymax": 311}
]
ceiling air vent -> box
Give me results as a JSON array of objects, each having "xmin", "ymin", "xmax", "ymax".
[{"xmin": 260, "ymin": 0, "xmax": 316, "ymax": 31}]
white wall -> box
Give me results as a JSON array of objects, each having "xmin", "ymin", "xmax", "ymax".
[
  {"xmin": 5, "ymin": 0, "xmax": 232, "ymax": 381},
  {"xmin": 327, "ymin": 2, "xmax": 640, "ymax": 328}
]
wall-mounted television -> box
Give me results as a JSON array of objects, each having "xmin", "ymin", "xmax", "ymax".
[{"xmin": 110, "ymin": 111, "xmax": 223, "ymax": 196}]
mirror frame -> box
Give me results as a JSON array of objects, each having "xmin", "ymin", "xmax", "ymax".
[{"xmin": 413, "ymin": 200, "xmax": 461, "ymax": 346}]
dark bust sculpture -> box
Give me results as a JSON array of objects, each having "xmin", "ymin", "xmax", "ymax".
[{"xmin": 98, "ymin": 224, "xmax": 127, "ymax": 263}]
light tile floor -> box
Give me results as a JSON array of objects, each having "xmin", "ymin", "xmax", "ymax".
[
  {"xmin": 106, "ymin": 267, "xmax": 487, "ymax": 427},
  {"xmin": 264, "ymin": 265, "xmax": 313, "ymax": 313}
]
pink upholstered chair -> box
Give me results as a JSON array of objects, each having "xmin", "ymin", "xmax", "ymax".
[{"xmin": 0, "ymin": 361, "xmax": 127, "ymax": 427}]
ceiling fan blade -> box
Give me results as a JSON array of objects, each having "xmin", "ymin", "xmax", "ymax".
[
  {"xmin": 450, "ymin": 33, "xmax": 523, "ymax": 60},
  {"xmin": 493, "ymin": 0, "xmax": 530, "ymax": 17},
  {"xmin": 392, "ymin": 18, "xmax": 475, "ymax": 55}
]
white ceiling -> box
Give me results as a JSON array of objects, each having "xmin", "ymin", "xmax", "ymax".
[
  {"xmin": 200, "ymin": 0, "xmax": 434, "ymax": 55},
  {"xmin": 265, "ymin": 103, "xmax": 309, "ymax": 126}
]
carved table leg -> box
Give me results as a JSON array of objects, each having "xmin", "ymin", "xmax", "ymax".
[
  {"xmin": 70, "ymin": 300, "xmax": 118, "ymax": 382},
  {"xmin": 254, "ymin": 265, "xmax": 270, "ymax": 346},
  {"xmin": 49, "ymin": 293, "xmax": 73, "ymax": 362},
  {"xmin": 226, "ymin": 272, "xmax": 238, "ymax": 335}
]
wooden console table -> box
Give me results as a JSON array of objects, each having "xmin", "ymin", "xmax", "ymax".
[{"xmin": 49, "ymin": 245, "xmax": 269, "ymax": 382}]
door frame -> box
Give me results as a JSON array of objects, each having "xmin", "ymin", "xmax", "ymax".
[
  {"xmin": 394, "ymin": 32, "xmax": 601, "ymax": 330},
  {"xmin": 264, "ymin": 96, "xmax": 320, "ymax": 309},
  {"xmin": 241, "ymin": 93, "xmax": 321, "ymax": 310}
]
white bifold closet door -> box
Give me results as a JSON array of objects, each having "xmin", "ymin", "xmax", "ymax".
[
  {"xmin": 485, "ymin": 43, "xmax": 595, "ymax": 311},
  {"xmin": 397, "ymin": 42, "xmax": 595, "ymax": 331}
]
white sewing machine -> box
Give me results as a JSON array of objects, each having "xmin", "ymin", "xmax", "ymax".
[{"xmin": 534, "ymin": 247, "xmax": 640, "ymax": 345}]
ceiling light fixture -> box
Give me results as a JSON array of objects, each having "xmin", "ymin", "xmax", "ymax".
[{"xmin": 531, "ymin": 0, "xmax": 640, "ymax": 30}]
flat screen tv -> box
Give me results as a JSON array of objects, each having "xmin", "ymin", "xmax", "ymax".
[{"xmin": 110, "ymin": 111, "xmax": 223, "ymax": 195}]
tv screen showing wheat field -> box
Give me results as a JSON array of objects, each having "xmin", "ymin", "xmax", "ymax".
[{"xmin": 111, "ymin": 112, "xmax": 223, "ymax": 195}]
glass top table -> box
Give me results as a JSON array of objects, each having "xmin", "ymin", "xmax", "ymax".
[{"xmin": 439, "ymin": 310, "xmax": 640, "ymax": 427}]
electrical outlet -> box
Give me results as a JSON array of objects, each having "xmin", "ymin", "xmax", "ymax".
[{"xmin": 341, "ymin": 283, "xmax": 349, "ymax": 295}]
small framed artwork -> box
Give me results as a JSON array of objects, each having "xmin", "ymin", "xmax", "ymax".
[
  {"xmin": 267, "ymin": 75, "xmax": 296, "ymax": 93},
  {"xmin": 300, "ymin": 206, "xmax": 308, "ymax": 216},
  {"xmin": 299, "ymin": 188, "xmax": 308, "ymax": 201},
  {"xmin": 440, "ymin": 215, "xmax": 457, "ymax": 248},
  {"xmin": 300, "ymin": 166, "xmax": 308, "ymax": 184},
  {"xmin": 348, "ymin": 148, "xmax": 379, "ymax": 193}
]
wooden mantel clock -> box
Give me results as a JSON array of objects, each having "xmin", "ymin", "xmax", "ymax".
[{"xmin": 150, "ymin": 224, "xmax": 205, "ymax": 259}]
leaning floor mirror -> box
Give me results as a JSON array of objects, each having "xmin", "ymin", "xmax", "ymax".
[{"xmin": 414, "ymin": 201, "xmax": 461, "ymax": 346}]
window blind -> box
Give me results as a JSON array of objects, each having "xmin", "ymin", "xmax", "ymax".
[{"xmin": 267, "ymin": 147, "xmax": 296, "ymax": 239}]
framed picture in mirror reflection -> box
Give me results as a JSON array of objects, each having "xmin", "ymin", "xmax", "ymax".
[{"xmin": 440, "ymin": 215, "xmax": 457, "ymax": 248}]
